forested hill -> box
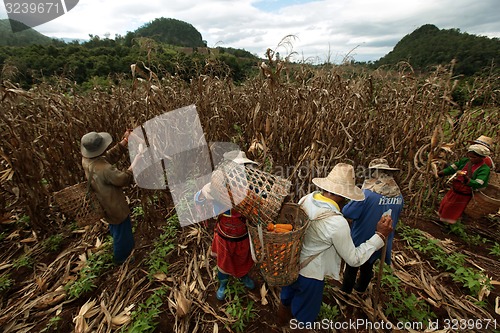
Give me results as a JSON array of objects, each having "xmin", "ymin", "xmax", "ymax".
[
  {"xmin": 0, "ymin": 19, "xmax": 54, "ymax": 46},
  {"xmin": 375, "ymin": 24, "xmax": 500, "ymax": 76}
]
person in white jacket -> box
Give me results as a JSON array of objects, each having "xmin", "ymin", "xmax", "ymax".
[{"xmin": 279, "ymin": 163, "xmax": 393, "ymax": 328}]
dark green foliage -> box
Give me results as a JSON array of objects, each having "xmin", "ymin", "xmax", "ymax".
[
  {"xmin": 376, "ymin": 24, "xmax": 500, "ymax": 76},
  {"xmin": 133, "ymin": 17, "xmax": 206, "ymax": 48}
]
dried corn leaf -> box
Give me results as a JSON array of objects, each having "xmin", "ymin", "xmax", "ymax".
[{"xmin": 260, "ymin": 283, "xmax": 268, "ymax": 305}]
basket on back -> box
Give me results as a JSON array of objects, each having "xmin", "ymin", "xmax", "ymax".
[
  {"xmin": 247, "ymin": 203, "xmax": 309, "ymax": 286},
  {"xmin": 464, "ymin": 172, "xmax": 500, "ymax": 219},
  {"xmin": 210, "ymin": 161, "xmax": 291, "ymax": 226},
  {"xmin": 53, "ymin": 182, "xmax": 104, "ymax": 227}
]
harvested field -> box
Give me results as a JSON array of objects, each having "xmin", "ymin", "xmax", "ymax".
[{"xmin": 1, "ymin": 61, "xmax": 499, "ymax": 332}]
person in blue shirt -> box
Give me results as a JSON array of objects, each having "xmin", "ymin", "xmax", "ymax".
[{"xmin": 341, "ymin": 158, "xmax": 404, "ymax": 294}]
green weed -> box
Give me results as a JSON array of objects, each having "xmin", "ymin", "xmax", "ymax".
[
  {"xmin": 225, "ymin": 279, "xmax": 257, "ymax": 333},
  {"xmin": 0, "ymin": 274, "xmax": 13, "ymax": 293},
  {"xmin": 43, "ymin": 234, "xmax": 64, "ymax": 252},
  {"xmin": 12, "ymin": 254, "xmax": 33, "ymax": 269},
  {"xmin": 40, "ymin": 316, "xmax": 62, "ymax": 332},
  {"xmin": 146, "ymin": 214, "xmax": 179, "ymax": 279},
  {"xmin": 125, "ymin": 287, "xmax": 168, "ymax": 333},
  {"xmin": 65, "ymin": 244, "xmax": 113, "ymax": 299},
  {"xmin": 489, "ymin": 242, "xmax": 500, "ymax": 257},
  {"xmin": 318, "ymin": 302, "xmax": 339, "ymax": 321}
]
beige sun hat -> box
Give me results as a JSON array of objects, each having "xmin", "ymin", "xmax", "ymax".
[
  {"xmin": 368, "ymin": 158, "xmax": 400, "ymax": 171},
  {"xmin": 223, "ymin": 150, "xmax": 258, "ymax": 165},
  {"xmin": 312, "ymin": 163, "xmax": 364, "ymax": 201},
  {"xmin": 81, "ymin": 132, "xmax": 113, "ymax": 158},
  {"xmin": 468, "ymin": 144, "xmax": 490, "ymax": 157},
  {"xmin": 468, "ymin": 135, "xmax": 493, "ymax": 149}
]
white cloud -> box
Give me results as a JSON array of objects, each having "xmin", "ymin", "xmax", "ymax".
[{"xmin": 1, "ymin": 0, "xmax": 499, "ymax": 63}]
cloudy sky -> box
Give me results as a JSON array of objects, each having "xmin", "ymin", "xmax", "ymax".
[{"xmin": 1, "ymin": 0, "xmax": 499, "ymax": 63}]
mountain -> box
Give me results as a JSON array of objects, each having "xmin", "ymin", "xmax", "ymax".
[
  {"xmin": 375, "ymin": 24, "xmax": 500, "ymax": 75},
  {"xmin": 0, "ymin": 19, "xmax": 54, "ymax": 46},
  {"xmin": 132, "ymin": 17, "xmax": 206, "ymax": 48}
]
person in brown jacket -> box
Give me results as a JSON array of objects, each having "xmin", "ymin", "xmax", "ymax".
[{"xmin": 81, "ymin": 130, "xmax": 139, "ymax": 264}]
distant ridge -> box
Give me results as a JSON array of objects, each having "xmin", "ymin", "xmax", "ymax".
[
  {"xmin": 376, "ymin": 24, "xmax": 500, "ymax": 75},
  {"xmin": 0, "ymin": 19, "xmax": 54, "ymax": 46}
]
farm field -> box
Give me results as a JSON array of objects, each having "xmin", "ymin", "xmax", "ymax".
[{"xmin": 1, "ymin": 60, "xmax": 499, "ymax": 332}]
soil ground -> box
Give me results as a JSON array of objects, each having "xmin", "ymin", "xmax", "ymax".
[{"xmin": 1, "ymin": 202, "xmax": 499, "ymax": 333}]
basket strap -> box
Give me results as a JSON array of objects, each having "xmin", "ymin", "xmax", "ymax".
[
  {"xmin": 249, "ymin": 224, "xmax": 266, "ymax": 263},
  {"xmin": 298, "ymin": 209, "xmax": 340, "ymax": 270}
]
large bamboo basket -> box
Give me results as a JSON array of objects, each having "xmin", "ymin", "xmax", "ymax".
[
  {"xmin": 53, "ymin": 182, "xmax": 105, "ymax": 226},
  {"xmin": 210, "ymin": 161, "xmax": 291, "ymax": 226},
  {"xmin": 464, "ymin": 172, "xmax": 500, "ymax": 219},
  {"xmin": 247, "ymin": 203, "xmax": 310, "ymax": 286}
]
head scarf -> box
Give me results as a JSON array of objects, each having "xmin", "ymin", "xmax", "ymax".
[{"xmin": 362, "ymin": 170, "xmax": 401, "ymax": 197}]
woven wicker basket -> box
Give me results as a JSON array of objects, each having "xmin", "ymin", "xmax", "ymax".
[
  {"xmin": 464, "ymin": 172, "xmax": 500, "ymax": 219},
  {"xmin": 53, "ymin": 182, "xmax": 105, "ymax": 226},
  {"xmin": 210, "ymin": 161, "xmax": 291, "ymax": 226},
  {"xmin": 248, "ymin": 203, "xmax": 309, "ymax": 286}
]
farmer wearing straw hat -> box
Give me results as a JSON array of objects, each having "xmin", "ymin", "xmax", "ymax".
[
  {"xmin": 341, "ymin": 158, "xmax": 404, "ymax": 294},
  {"xmin": 195, "ymin": 150, "xmax": 257, "ymax": 301},
  {"xmin": 468, "ymin": 135, "xmax": 495, "ymax": 169},
  {"xmin": 81, "ymin": 130, "xmax": 141, "ymax": 265},
  {"xmin": 278, "ymin": 163, "xmax": 393, "ymax": 328},
  {"xmin": 437, "ymin": 143, "xmax": 491, "ymax": 224}
]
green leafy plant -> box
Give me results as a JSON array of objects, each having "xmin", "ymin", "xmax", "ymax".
[
  {"xmin": 447, "ymin": 221, "xmax": 487, "ymax": 245},
  {"xmin": 65, "ymin": 244, "xmax": 113, "ymax": 299},
  {"xmin": 381, "ymin": 265, "xmax": 435, "ymax": 325},
  {"xmin": 146, "ymin": 214, "xmax": 179, "ymax": 278},
  {"xmin": 0, "ymin": 274, "xmax": 13, "ymax": 293},
  {"xmin": 126, "ymin": 287, "xmax": 168, "ymax": 333},
  {"xmin": 132, "ymin": 205, "xmax": 144, "ymax": 218},
  {"xmin": 399, "ymin": 225, "xmax": 492, "ymax": 299},
  {"xmin": 224, "ymin": 279, "xmax": 257, "ymax": 333},
  {"xmin": 43, "ymin": 234, "xmax": 64, "ymax": 252},
  {"xmin": 17, "ymin": 214, "xmax": 30, "ymax": 229},
  {"xmin": 40, "ymin": 316, "xmax": 62, "ymax": 332},
  {"xmin": 12, "ymin": 254, "xmax": 33, "ymax": 269},
  {"xmin": 318, "ymin": 302, "xmax": 339, "ymax": 321},
  {"xmin": 489, "ymin": 242, "xmax": 500, "ymax": 257}
]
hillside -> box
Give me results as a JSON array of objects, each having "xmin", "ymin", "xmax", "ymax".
[
  {"xmin": 132, "ymin": 17, "xmax": 206, "ymax": 48},
  {"xmin": 376, "ymin": 24, "xmax": 500, "ymax": 75},
  {"xmin": 0, "ymin": 19, "xmax": 54, "ymax": 46}
]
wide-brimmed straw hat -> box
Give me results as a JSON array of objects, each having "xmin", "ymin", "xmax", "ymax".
[
  {"xmin": 368, "ymin": 158, "xmax": 400, "ymax": 171},
  {"xmin": 468, "ymin": 144, "xmax": 490, "ymax": 157},
  {"xmin": 223, "ymin": 150, "xmax": 258, "ymax": 165},
  {"xmin": 468, "ymin": 135, "xmax": 493, "ymax": 149},
  {"xmin": 81, "ymin": 132, "xmax": 113, "ymax": 158},
  {"xmin": 312, "ymin": 163, "xmax": 364, "ymax": 201}
]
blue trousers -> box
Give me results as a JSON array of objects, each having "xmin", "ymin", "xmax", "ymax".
[
  {"xmin": 280, "ymin": 275, "xmax": 325, "ymax": 324},
  {"xmin": 109, "ymin": 215, "xmax": 134, "ymax": 264}
]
